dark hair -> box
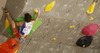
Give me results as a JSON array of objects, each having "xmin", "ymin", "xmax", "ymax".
[{"xmin": 24, "ymin": 13, "xmax": 32, "ymax": 22}]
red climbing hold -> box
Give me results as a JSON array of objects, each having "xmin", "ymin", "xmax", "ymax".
[{"xmin": 82, "ymin": 24, "xmax": 99, "ymax": 36}]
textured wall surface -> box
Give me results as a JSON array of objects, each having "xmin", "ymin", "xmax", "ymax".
[
  {"xmin": 0, "ymin": 0, "xmax": 7, "ymax": 20},
  {"xmin": 18, "ymin": 0, "xmax": 100, "ymax": 53},
  {"xmin": 5, "ymin": 0, "xmax": 25, "ymax": 18},
  {"xmin": 0, "ymin": 0, "xmax": 25, "ymax": 33},
  {"xmin": 0, "ymin": 0, "xmax": 100, "ymax": 53}
]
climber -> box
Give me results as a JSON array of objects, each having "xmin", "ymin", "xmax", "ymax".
[{"xmin": 3, "ymin": 9, "xmax": 40, "ymax": 49}]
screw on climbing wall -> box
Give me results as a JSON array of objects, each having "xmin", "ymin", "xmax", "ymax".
[
  {"xmin": 53, "ymin": 38, "xmax": 56, "ymax": 40},
  {"xmin": 89, "ymin": 17, "xmax": 94, "ymax": 21},
  {"xmin": 83, "ymin": 45, "xmax": 85, "ymax": 48},
  {"xmin": 69, "ymin": 26, "xmax": 75, "ymax": 28}
]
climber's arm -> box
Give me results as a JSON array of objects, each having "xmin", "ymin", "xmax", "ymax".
[{"xmin": 31, "ymin": 9, "xmax": 40, "ymax": 24}]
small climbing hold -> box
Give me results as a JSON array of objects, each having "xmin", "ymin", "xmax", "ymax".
[
  {"xmin": 53, "ymin": 38, "xmax": 56, "ymax": 40},
  {"xmin": 24, "ymin": 1, "xmax": 27, "ymax": 4},
  {"xmin": 89, "ymin": 17, "xmax": 94, "ymax": 21},
  {"xmin": 86, "ymin": 1, "xmax": 96, "ymax": 14},
  {"xmin": 70, "ymin": 26, "xmax": 75, "ymax": 28},
  {"xmin": 5, "ymin": 18, "xmax": 10, "ymax": 29},
  {"xmin": 45, "ymin": 1, "xmax": 56, "ymax": 12},
  {"xmin": 34, "ymin": 9, "xmax": 39, "ymax": 14}
]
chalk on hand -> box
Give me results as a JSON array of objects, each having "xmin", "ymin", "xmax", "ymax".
[{"xmin": 34, "ymin": 9, "xmax": 39, "ymax": 14}]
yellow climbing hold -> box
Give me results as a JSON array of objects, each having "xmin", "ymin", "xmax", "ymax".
[
  {"xmin": 5, "ymin": 18, "xmax": 10, "ymax": 29},
  {"xmin": 24, "ymin": 1, "xmax": 27, "ymax": 4},
  {"xmin": 70, "ymin": 26, "xmax": 75, "ymax": 28},
  {"xmin": 34, "ymin": 9, "xmax": 39, "ymax": 14},
  {"xmin": 53, "ymin": 38, "xmax": 56, "ymax": 40},
  {"xmin": 45, "ymin": 1, "xmax": 56, "ymax": 12},
  {"xmin": 83, "ymin": 45, "xmax": 85, "ymax": 48},
  {"xmin": 89, "ymin": 17, "xmax": 94, "ymax": 21},
  {"xmin": 86, "ymin": 1, "xmax": 96, "ymax": 14}
]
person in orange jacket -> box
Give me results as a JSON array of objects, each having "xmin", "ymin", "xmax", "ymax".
[{"xmin": 3, "ymin": 9, "xmax": 40, "ymax": 49}]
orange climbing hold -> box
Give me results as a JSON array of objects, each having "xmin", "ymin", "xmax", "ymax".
[{"xmin": 0, "ymin": 38, "xmax": 20, "ymax": 53}]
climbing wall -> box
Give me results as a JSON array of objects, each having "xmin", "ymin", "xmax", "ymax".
[
  {"xmin": 0, "ymin": 0, "xmax": 100, "ymax": 53},
  {"xmin": 18, "ymin": 0, "xmax": 100, "ymax": 53}
]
